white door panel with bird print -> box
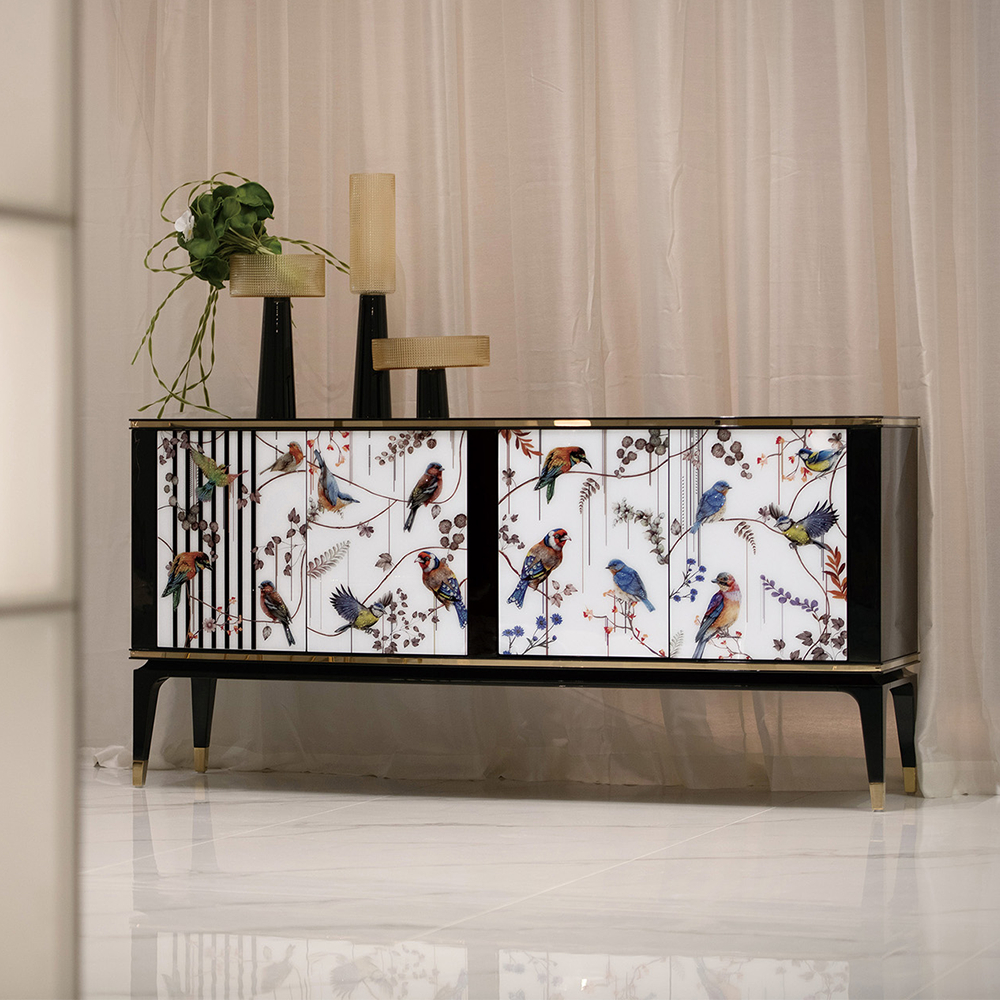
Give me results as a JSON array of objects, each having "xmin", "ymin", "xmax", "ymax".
[
  {"xmin": 156, "ymin": 428, "xmax": 468, "ymax": 656},
  {"xmin": 669, "ymin": 427, "xmax": 847, "ymax": 661},
  {"xmin": 498, "ymin": 428, "xmax": 673, "ymax": 658},
  {"xmin": 498, "ymin": 427, "xmax": 847, "ymax": 661}
]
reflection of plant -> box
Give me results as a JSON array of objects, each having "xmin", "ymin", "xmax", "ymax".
[
  {"xmin": 502, "ymin": 614, "xmax": 562, "ymax": 654},
  {"xmin": 135, "ymin": 173, "xmax": 348, "ymax": 416},
  {"xmin": 612, "ymin": 501, "xmax": 668, "ymax": 564}
]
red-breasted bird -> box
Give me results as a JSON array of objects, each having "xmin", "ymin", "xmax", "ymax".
[
  {"xmin": 689, "ymin": 480, "xmax": 730, "ymax": 533},
  {"xmin": 606, "ymin": 559, "xmax": 655, "ymax": 612},
  {"xmin": 507, "ymin": 528, "xmax": 570, "ymax": 608},
  {"xmin": 535, "ymin": 447, "xmax": 591, "ymax": 503},
  {"xmin": 189, "ymin": 449, "xmax": 246, "ymax": 503},
  {"xmin": 258, "ymin": 580, "xmax": 294, "ymax": 645},
  {"xmin": 416, "ymin": 550, "xmax": 467, "ymax": 627},
  {"xmin": 330, "ymin": 585, "xmax": 390, "ymax": 634},
  {"xmin": 798, "ymin": 446, "xmax": 843, "ymax": 474},
  {"xmin": 770, "ymin": 500, "xmax": 839, "ymax": 552},
  {"xmin": 404, "ymin": 462, "xmax": 444, "ymax": 531},
  {"xmin": 693, "ymin": 572, "xmax": 741, "ymax": 658},
  {"xmin": 268, "ymin": 441, "xmax": 304, "ymax": 473},
  {"xmin": 161, "ymin": 551, "xmax": 212, "ymax": 610},
  {"xmin": 314, "ymin": 449, "xmax": 359, "ymax": 512}
]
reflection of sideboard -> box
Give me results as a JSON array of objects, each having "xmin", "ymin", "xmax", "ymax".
[{"xmin": 132, "ymin": 417, "xmax": 918, "ymax": 808}]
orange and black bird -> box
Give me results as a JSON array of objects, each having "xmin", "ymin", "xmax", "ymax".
[
  {"xmin": 258, "ymin": 580, "xmax": 294, "ymax": 645},
  {"xmin": 416, "ymin": 550, "xmax": 467, "ymax": 627},
  {"xmin": 507, "ymin": 528, "xmax": 570, "ymax": 608},
  {"xmin": 161, "ymin": 551, "xmax": 212, "ymax": 610},
  {"xmin": 535, "ymin": 447, "xmax": 590, "ymax": 502},
  {"xmin": 404, "ymin": 462, "xmax": 444, "ymax": 531}
]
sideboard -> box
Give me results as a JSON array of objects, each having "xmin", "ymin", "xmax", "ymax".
[{"xmin": 131, "ymin": 417, "xmax": 918, "ymax": 809}]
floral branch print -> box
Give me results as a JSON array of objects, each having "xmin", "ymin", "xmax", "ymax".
[
  {"xmin": 670, "ymin": 558, "xmax": 705, "ymax": 602},
  {"xmin": 499, "ymin": 428, "xmax": 541, "ymax": 459},
  {"xmin": 584, "ymin": 602, "xmax": 666, "ymax": 657},
  {"xmin": 374, "ymin": 429, "xmax": 438, "ymax": 465},
  {"xmin": 762, "ymin": 575, "xmax": 847, "ymax": 660},
  {"xmin": 501, "ymin": 614, "xmax": 562, "ymax": 655},
  {"xmin": 824, "ymin": 546, "xmax": 848, "ymax": 600},
  {"xmin": 711, "ymin": 428, "xmax": 753, "ymax": 479},
  {"xmin": 612, "ymin": 501, "xmax": 669, "ymax": 565}
]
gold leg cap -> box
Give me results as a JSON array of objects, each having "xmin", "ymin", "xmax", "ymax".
[
  {"xmin": 132, "ymin": 760, "xmax": 148, "ymax": 787},
  {"xmin": 903, "ymin": 766, "xmax": 918, "ymax": 794},
  {"xmin": 194, "ymin": 747, "xmax": 209, "ymax": 773},
  {"xmin": 869, "ymin": 781, "xmax": 886, "ymax": 812}
]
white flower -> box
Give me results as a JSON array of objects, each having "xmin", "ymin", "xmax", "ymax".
[{"xmin": 174, "ymin": 210, "xmax": 195, "ymax": 241}]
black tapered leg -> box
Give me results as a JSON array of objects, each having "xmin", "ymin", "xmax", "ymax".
[
  {"xmin": 353, "ymin": 294, "xmax": 391, "ymax": 418},
  {"xmin": 191, "ymin": 676, "xmax": 218, "ymax": 773},
  {"xmin": 848, "ymin": 685, "xmax": 888, "ymax": 810},
  {"xmin": 417, "ymin": 368, "xmax": 449, "ymax": 418},
  {"xmin": 133, "ymin": 664, "xmax": 169, "ymax": 787},
  {"xmin": 256, "ymin": 297, "xmax": 296, "ymax": 419},
  {"xmin": 890, "ymin": 675, "xmax": 918, "ymax": 793}
]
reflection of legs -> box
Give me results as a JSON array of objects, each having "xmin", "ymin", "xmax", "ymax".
[
  {"xmin": 191, "ymin": 676, "xmax": 218, "ymax": 773},
  {"xmin": 890, "ymin": 675, "xmax": 918, "ymax": 793},
  {"xmin": 133, "ymin": 665, "xmax": 169, "ymax": 787},
  {"xmin": 850, "ymin": 686, "xmax": 888, "ymax": 811}
]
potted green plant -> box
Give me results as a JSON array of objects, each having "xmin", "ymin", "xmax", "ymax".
[{"xmin": 134, "ymin": 172, "xmax": 348, "ymax": 416}]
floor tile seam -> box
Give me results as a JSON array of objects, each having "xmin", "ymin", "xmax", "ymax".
[
  {"xmin": 77, "ymin": 793, "xmax": 406, "ymax": 876},
  {"xmin": 411, "ymin": 800, "xmax": 791, "ymax": 940},
  {"xmin": 904, "ymin": 933, "xmax": 1000, "ymax": 1000}
]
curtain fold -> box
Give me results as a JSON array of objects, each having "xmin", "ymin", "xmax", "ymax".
[{"xmin": 80, "ymin": 0, "xmax": 1000, "ymax": 796}]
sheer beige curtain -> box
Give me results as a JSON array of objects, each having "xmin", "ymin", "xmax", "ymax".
[{"xmin": 79, "ymin": 1, "xmax": 999, "ymax": 797}]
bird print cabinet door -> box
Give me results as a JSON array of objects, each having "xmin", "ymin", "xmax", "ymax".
[
  {"xmin": 157, "ymin": 428, "xmax": 468, "ymax": 656},
  {"xmin": 497, "ymin": 427, "xmax": 847, "ymax": 661}
]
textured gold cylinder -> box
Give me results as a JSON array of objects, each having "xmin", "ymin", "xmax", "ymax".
[
  {"xmin": 228, "ymin": 254, "xmax": 326, "ymax": 297},
  {"xmin": 371, "ymin": 336, "xmax": 490, "ymax": 371},
  {"xmin": 350, "ymin": 173, "xmax": 396, "ymax": 294}
]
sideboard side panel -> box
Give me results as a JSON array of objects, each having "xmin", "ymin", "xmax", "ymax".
[
  {"xmin": 131, "ymin": 428, "xmax": 158, "ymax": 650},
  {"xmin": 846, "ymin": 428, "xmax": 881, "ymax": 661},
  {"xmin": 881, "ymin": 425, "xmax": 919, "ymax": 660}
]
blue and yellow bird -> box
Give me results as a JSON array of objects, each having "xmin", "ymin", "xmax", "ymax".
[
  {"xmin": 770, "ymin": 500, "xmax": 839, "ymax": 552},
  {"xmin": 416, "ymin": 550, "xmax": 468, "ymax": 628},
  {"xmin": 797, "ymin": 446, "xmax": 843, "ymax": 474},
  {"xmin": 404, "ymin": 462, "xmax": 444, "ymax": 531},
  {"xmin": 606, "ymin": 559, "xmax": 655, "ymax": 612},
  {"xmin": 161, "ymin": 551, "xmax": 212, "ymax": 610},
  {"xmin": 693, "ymin": 572, "xmax": 741, "ymax": 659},
  {"xmin": 689, "ymin": 480, "xmax": 731, "ymax": 533},
  {"xmin": 314, "ymin": 449, "xmax": 359, "ymax": 513},
  {"xmin": 330, "ymin": 585, "xmax": 390, "ymax": 635},
  {"xmin": 535, "ymin": 447, "xmax": 591, "ymax": 503},
  {"xmin": 507, "ymin": 528, "xmax": 570, "ymax": 608},
  {"xmin": 258, "ymin": 580, "xmax": 294, "ymax": 645}
]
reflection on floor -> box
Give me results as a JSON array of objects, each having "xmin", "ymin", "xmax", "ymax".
[{"xmin": 79, "ymin": 765, "xmax": 1000, "ymax": 999}]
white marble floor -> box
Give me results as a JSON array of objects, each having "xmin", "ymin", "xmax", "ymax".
[{"xmin": 79, "ymin": 764, "xmax": 1000, "ymax": 1000}]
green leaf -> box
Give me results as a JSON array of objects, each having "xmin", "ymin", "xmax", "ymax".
[
  {"xmin": 212, "ymin": 184, "xmax": 237, "ymax": 203},
  {"xmin": 260, "ymin": 235, "xmax": 283, "ymax": 254},
  {"xmin": 184, "ymin": 237, "xmax": 218, "ymax": 260},
  {"xmin": 193, "ymin": 191, "xmax": 215, "ymax": 216},
  {"xmin": 192, "ymin": 213, "xmax": 216, "ymax": 241},
  {"xmin": 192, "ymin": 254, "xmax": 229, "ymax": 288},
  {"xmin": 236, "ymin": 182, "xmax": 274, "ymax": 220}
]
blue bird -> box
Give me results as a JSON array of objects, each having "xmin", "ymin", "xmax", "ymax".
[
  {"xmin": 798, "ymin": 447, "xmax": 843, "ymax": 474},
  {"xmin": 313, "ymin": 449, "xmax": 359, "ymax": 512},
  {"xmin": 689, "ymin": 480, "xmax": 730, "ymax": 533},
  {"xmin": 606, "ymin": 559, "xmax": 655, "ymax": 612}
]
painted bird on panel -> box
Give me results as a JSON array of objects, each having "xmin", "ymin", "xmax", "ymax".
[
  {"xmin": 161, "ymin": 551, "xmax": 212, "ymax": 610},
  {"xmin": 258, "ymin": 580, "xmax": 295, "ymax": 645},
  {"xmin": 689, "ymin": 481, "xmax": 730, "ymax": 533},
  {"xmin": 771, "ymin": 501, "xmax": 839, "ymax": 552},
  {"xmin": 268, "ymin": 441, "xmax": 304, "ymax": 473},
  {"xmin": 416, "ymin": 550, "xmax": 468, "ymax": 627},
  {"xmin": 606, "ymin": 559, "xmax": 655, "ymax": 612},
  {"xmin": 330, "ymin": 586, "xmax": 390, "ymax": 635},
  {"xmin": 404, "ymin": 462, "xmax": 444, "ymax": 531},
  {"xmin": 798, "ymin": 446, "xmax": 843, "ymax": 474},
  {"xmin": 535, "ymin": 447, "xmax": 591, "ymax": 503},
  {"xmin": 507, "ymin": 528, "xmax": 570, "ymax": 608},
  {"xmin": 314, "ymin": 449, "xmax": 359, "ymax": 513},
  {"xmin": 693, "ymin": 572, "xmax": 741, "ymax": 659},
  {"xmin": 190, "ymin": 449, "xmax": 246, "ymax": 503}
]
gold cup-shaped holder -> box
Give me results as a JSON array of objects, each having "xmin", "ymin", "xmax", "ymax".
[{"xmin": 228, "ymin": 254, "xmax": 326, "ymax": 297}]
